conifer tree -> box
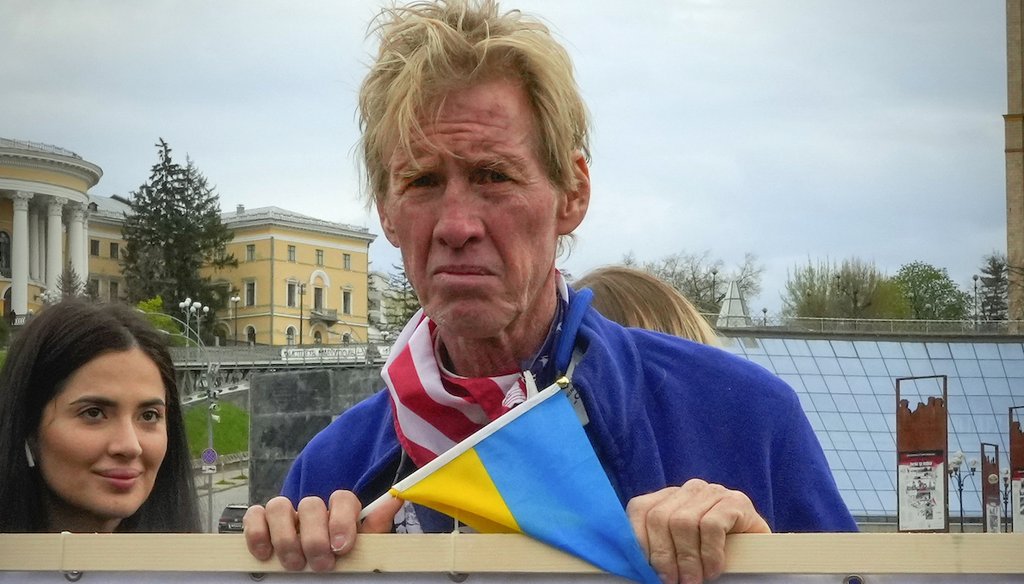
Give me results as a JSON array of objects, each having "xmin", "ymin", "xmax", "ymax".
[
  {"xmin": 978, "ymin": 252, "xmax": 1009, "ymax": 321},
  {"xmin": 121, "ymin": 139, "xmax": 236, "ymax": 313}
]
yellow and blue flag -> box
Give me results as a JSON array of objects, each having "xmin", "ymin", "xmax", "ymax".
[{"xmin": 382, "ymin": 381, "xmax": 659, "ymax": 584}]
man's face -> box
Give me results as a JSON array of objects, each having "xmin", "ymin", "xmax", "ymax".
[{"xmin": 379, "ymin": 78, "xmax": 589, "ymax": 346}]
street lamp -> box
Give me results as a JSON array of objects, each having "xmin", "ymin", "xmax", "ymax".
[
  {"xmin": 973, "ymin": 274, "xmax": 980, "ymax": 328},
  {"xmin": 761, "ymin": 307, "xmax": 768, "ymax": 327},
  {"xmin": 191, "ymin": 302, "xmax": 210, "ymax": 345},
  {"xmin": 298, "ymin": 283, "xmax": 307, "ymax": 345},
  {"xmin": 948, "ymin": 450, "xmax": 978, "ymax": 532},
  {"xmin": 710, "ymin": 268, "xmax": 718, "ymax": 308},
  {"xmin": 230, "ymin": 295, "xmax": 240, "ymax": 345},
  {"xmin": 1002, "ymin": 467, "xmax": 1012, "ymax": 533}
]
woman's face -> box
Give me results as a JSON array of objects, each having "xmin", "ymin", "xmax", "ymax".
[{"xmin": 34, "ymin": 347, "xmax": 168, "ymax": 532}]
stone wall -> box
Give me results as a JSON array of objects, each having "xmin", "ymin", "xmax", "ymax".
[{"xmin": 248, "ymin": 366, "xmax": 382, "ymax": 505}]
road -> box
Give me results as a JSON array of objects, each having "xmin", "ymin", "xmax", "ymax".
[{"xmin": 194, "ymin": 464, "xmax": 250, "ymax": 533}]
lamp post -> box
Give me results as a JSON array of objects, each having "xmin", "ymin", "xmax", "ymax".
[
  {"xmin": 298, "ymin": 283, "xmax": 306, "ymax": 345},
  {"xmin": 973, "ymin": 274, "xmax": 980, "ymax": 328},
  {"xmin": 193, "ymin": 303, "xmax": 209, "ymax": 344},
  {"xmin": 178, "ymin": 298, "xmax": 196, "ymax": 361},
  {"xmin": 1002, "ymin": 467, "xmax": 1012, "ymax": 533},
  {"xmin": 710, "ymin": 268, "xmax": 718, "ymax": 309},
  {"xmin": 230, "ymin": 295, "xmax": 240, "ymax": 345},
  {"xmin": 948, "ymin": 450, "xmax": 978, "ymax": 532},
  {"xmin": 761, "ymin": 307, "xmax": 768, "ymax": 327}
]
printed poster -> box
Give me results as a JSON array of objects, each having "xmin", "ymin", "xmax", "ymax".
[{"xmin": 897, "ymin": 451, "xmax": 945, "ymax": 532}]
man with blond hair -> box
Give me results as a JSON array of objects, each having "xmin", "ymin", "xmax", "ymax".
[{"xmin": 245, "ymin": 2, "xmax": 856, "ymax": 582}]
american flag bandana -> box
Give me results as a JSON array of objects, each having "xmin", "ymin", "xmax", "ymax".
[{"xmin": 382, "ymin": 272, "xmax": 570, "ymax": 467}]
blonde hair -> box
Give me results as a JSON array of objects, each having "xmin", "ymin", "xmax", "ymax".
[
  {"xmin": 576, "ymin": 266, "xmax": 720, "ymax": 346},
  {"xmin": 359, "ymin": 0, "xmax": 590, "ymax": 208}
]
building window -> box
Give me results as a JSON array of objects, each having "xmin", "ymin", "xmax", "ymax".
[
  {"xmin": 89, "ymin": 239, "xmax": 100, "ymax": 256},
  {"xmin": 109, "ymin": 242, "xmax": 119, "ymax": 259},
  {"xmin": 245, "ymin": 281, "xmax": 256, "ymax": 306},
  {"xmin": 0, "ymin": 232, "xmax": 9, "ymax": 278},
  {"xmin": 343, "ymin": 253, "xmax": 352, "ymax": 270},
  {"xmin": 286, "ymin": 326, "xmax": 296, "ymax": 346},
  {"xmin": 313, "ymin": 331, "xmax": 323, "ymax": 344},
  {"xmin": 342, "ymin": 333, "xmax": 352, "ymax": 344},
  {"xmin": 287, "ymin": 282, "xmax": 297, "ymax": 307},
  {"xmin": 288, "ymin": 245, "xmax": 296, "ymax": 262},
  {"xmin": 88, "ymin": 279, "xmax": 99, "ymax": 298},
  {"xmin": 246, "ymin": 326, "xmax": 257, "ymax": 345},
  {"xmin": 246, "ymin": 244, "xmax": 256, "ymax": 261},
  {"xmin": 109, "ymin": 281, "xmax": 119, "ymax": 302},
  {"xmin": 315, "ymin": 249, "xmax": 324, "ymax": 266},
  {"xmin": 314, "ymin": 287, "xmax": 324, "ymax": 311},
  {"xmin": 343, "ymin": 289, "xmax": 352, "ymax": 315}
]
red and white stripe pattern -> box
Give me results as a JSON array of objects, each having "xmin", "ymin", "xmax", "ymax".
[{"xmin": 382, "ymin": 311, "xmax": 528, "ymax": 467}]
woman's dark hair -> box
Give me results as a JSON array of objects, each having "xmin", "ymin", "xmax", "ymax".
[{"xmin": 0, "ymin": 299, "xmax": 200, "ymax": 532}]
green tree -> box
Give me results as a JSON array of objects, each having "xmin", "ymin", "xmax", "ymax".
[
  {"xmin": 57, "ymin": 265, "xmax": 86, "ymax": 299},
  {"xmin": 136, "ymin": 296, "xmax": 187, "ymax": 346},
  {"xmin": 624, "ymin": 250, "xmax": 764, "ymax": 313},
  {"xmin": 892, "ymin": 261, "xmax": 970, "ymax": 320},
  {"xmin": 386, "ymin": 263, "xmax": 421, "ymax": 331},
  {"xmin": 977, "ymin": 252, "xmax": 1008, "ymax": 321},
  {"xmin": 121, "ymin": 139, "xmax": 237, "ymax": 316},
  {"xmin": 782, "ymin": 258, "xmax": 910, "ymax": 319}
]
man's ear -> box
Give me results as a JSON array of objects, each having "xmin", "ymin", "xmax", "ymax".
[
  {"xmin": 556, "ymin": 152, "xmax": 591, "ymax": 235},
  {"xmin": 376, "ymin": 199, "xmax": 401, "ymax": 247}
]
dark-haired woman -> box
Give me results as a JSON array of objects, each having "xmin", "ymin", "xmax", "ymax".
[{"xmin": 0, "ymin": 299, "xmax": 199, "ymax": 532}]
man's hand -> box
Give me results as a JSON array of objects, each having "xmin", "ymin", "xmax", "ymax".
[
  {"xmin": 626, "ymin": 479, "xmax": 771, "ymax": 584},
  {"xmin": 243, "ymin": 490, "xmax": 402, "ymax": 572}
]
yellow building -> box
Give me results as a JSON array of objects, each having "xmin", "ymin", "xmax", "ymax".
[
  {"xmin": 212, "ymin": 205, "xmax": 376, "ymax": 347},
  {"xmin": 86, "ymin": 194, "xmax": 131, "ymax": 303},
  {"xmin": 2, "ymin": 138, "xmax": 377, "ymax": 345},
  {"xmin": 0, "ymin": 139, "xmax": 102, "ymax": 320}
]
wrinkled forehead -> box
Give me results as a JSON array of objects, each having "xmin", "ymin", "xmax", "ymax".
[{"xmin": 383, "ymin": 80, "xmax": 543, "ymax": 174}]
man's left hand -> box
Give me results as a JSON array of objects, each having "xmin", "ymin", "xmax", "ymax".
[{"xmin": 626, "ymin": 478, "xmax": 771, "ymax": 584}]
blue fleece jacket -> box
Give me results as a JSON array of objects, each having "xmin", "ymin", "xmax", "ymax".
[{"xmin": 282, "ymin": 301, "xmax": 857, "ymax": 533}]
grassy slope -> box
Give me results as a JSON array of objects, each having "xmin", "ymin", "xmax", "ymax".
[{"xmin": 184, "ymin": 400, "xmax": 249, "ymax": 458}]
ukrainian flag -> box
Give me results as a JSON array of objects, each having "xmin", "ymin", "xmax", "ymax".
[{"xmin": 384, "ymin": 381, "xmax": 659, "ymax": 584}]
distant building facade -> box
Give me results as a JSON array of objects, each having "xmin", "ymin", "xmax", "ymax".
[
  {"xmin": 213, "ymin": 205, "xmax": 376, "ymax": 346},
  {"xmin": 1, "ymin": 136, "xmax": 379, "ymax": 346},
  {"xmin": 0, "ymin": 138, "xmax": 102, "ymax": 320}
]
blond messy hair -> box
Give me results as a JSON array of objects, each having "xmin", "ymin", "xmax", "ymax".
[
  {"xmin": 576, "ymin": 266, "xmax": 721, "ymax": 347},
  {"xmin": 359, "ymin": 0, "xmax": 590, "ymax": 208}
]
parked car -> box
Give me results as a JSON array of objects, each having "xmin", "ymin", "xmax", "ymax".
[{"xmin": 218, "ymin": 504, "xmax": 248, "ymax": 533}]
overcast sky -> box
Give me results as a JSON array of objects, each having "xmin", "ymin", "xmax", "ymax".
[{"xmin": 1, "ymin": 1, "xmax": 1007, "ymax": 313}]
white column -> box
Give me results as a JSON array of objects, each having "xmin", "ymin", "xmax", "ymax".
[
  {"xmin": 27, "ymin": 207, "xmax": 39, "ymax": 281},
  {"xmin": 11, "ymin": 191, "xmax": 33, "ymax": 316},
  {"xmin": 35, "ymin": 213, "xmax": 45, "ymax": 282},
  {"xmin": 81, "ymin": 206, "xmax": 91, "ymax": 283},
  {"xmin": 68, "ymin": 204, "xmax": 86, "ymax": 283},
  {"xmin": 45, "ymin": 197, "xmax": 65, "ymax": 292}
]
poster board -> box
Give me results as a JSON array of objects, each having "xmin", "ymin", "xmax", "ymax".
[
  {"xmin": 1, "ymin": 533, "xmax": 1024, "ymax": 583},
  {"xmin": 895, "ymin": 376, "xmax": 948, "ymax": 533}
]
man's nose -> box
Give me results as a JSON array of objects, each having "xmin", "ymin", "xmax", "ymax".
[{"xmin": 433, "ymin": 178, "xmax": 484, "ymax": 249}]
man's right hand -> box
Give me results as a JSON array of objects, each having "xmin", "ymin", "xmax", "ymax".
[{"xmin": 243, "ymin": 490, "xmax": 402, "ymax": 572}]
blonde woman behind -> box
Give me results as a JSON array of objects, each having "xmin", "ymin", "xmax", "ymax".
[{"xmin": 575, "ymin": 265, "xmax": 720, "ymax": 346}]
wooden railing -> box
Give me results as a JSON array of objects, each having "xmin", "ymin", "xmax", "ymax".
[{"xmin": 0, "ymin": 533, "xmax": 1022, "ymax": 582}]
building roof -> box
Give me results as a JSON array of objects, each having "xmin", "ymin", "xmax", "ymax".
[
  {"xmin": 1, "ymin": 137, "xmax": 103, "ymax": 188},
  {"xmin": 720, "ymin": 332, "xmax": 1024, "ymax": 521},
  {"xmin": 221, "ymin": 204, "xmax": 376, "ymax": 242},
  {"xmin": 0, "ymin": 138, "xmax": 82, "ymax": 159}
]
